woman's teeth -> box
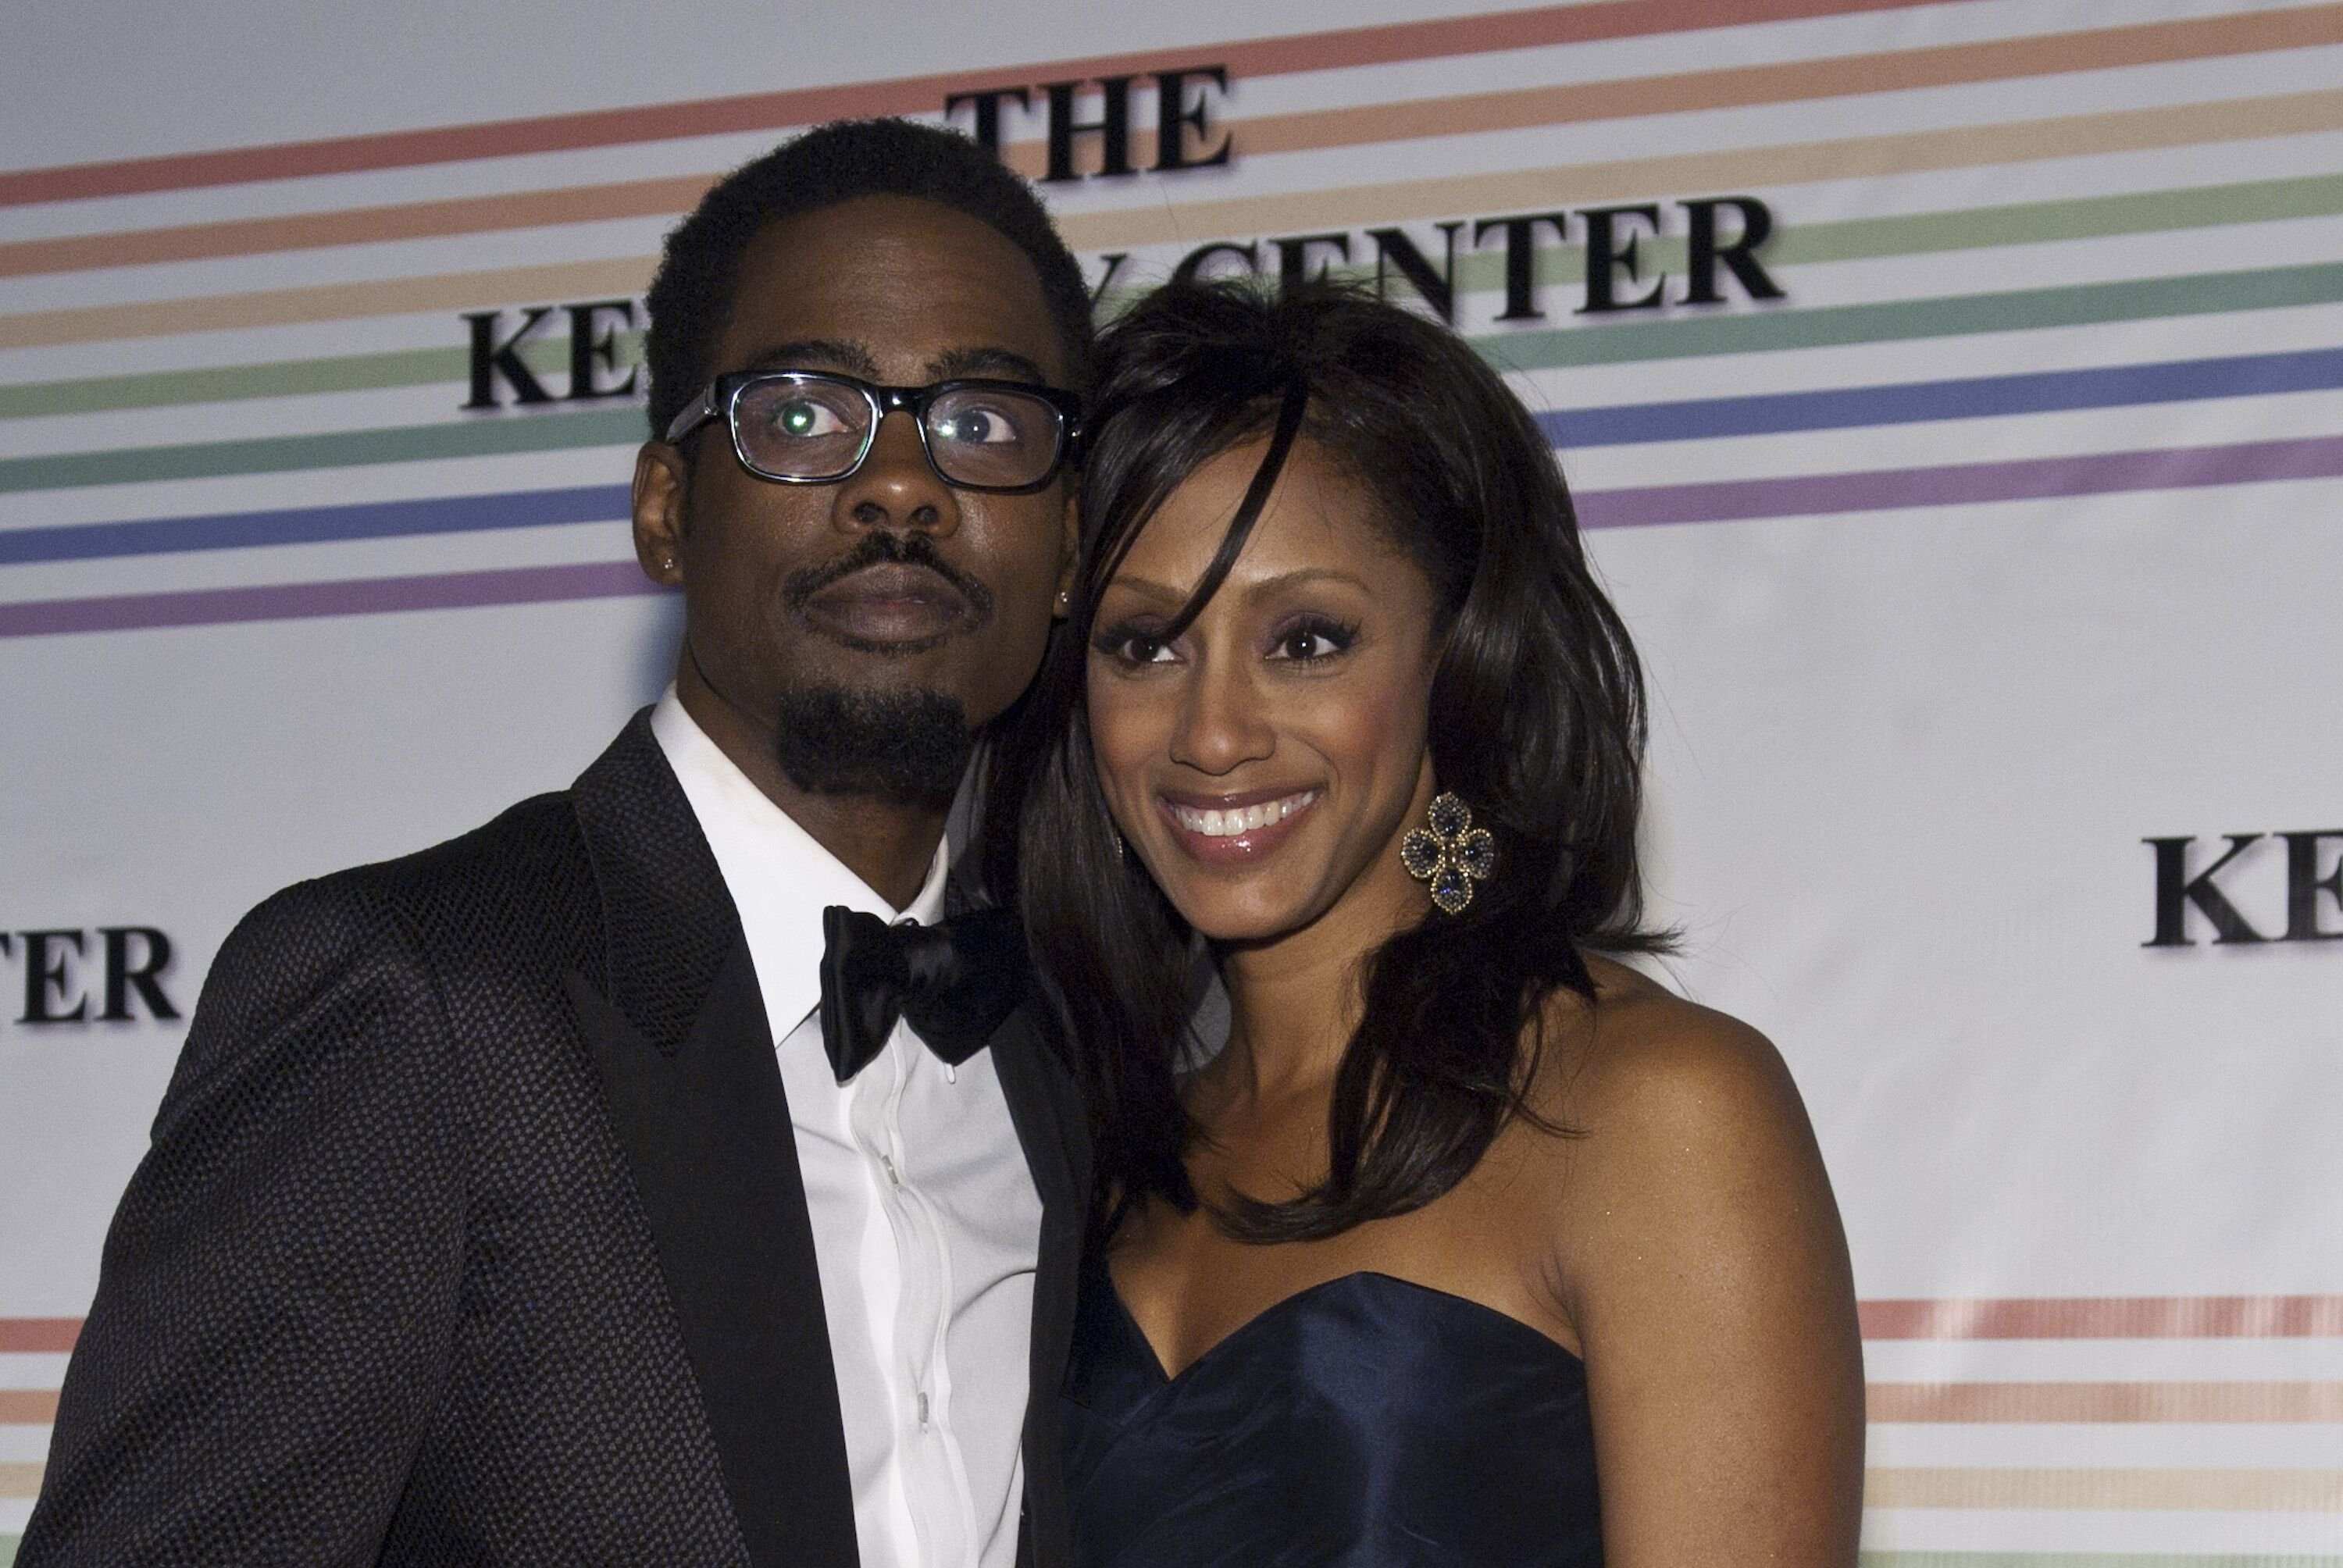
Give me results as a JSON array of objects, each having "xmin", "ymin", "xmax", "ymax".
[{"xmin": 1170, "ymin": 792, "xmax": 1318, "ymax": 838}]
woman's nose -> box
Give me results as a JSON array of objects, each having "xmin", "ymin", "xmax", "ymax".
[{"xmin": 1167, "ymin": 655, "xmax": 1275, "ymax": 776}]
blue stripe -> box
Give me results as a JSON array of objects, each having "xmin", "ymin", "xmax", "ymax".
[
  {"xmin": 1539, "ymin": 346, "xmax": 2343, "ymax": 447},
  {"xmin": 0, "ymin": 483, "xmax": 630, "ymax": 566},
  {"xmin": 11, "ymin": 347, "xmax": 2339, "ymax": 568}
]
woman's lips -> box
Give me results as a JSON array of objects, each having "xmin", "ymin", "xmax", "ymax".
[{"xmin": 1157, "ymin": 789, "xmax": 1319, "ymax": 863}]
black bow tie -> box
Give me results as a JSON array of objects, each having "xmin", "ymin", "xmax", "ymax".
[{"xmin": 818, "ymin": 904, "xmax": 1028, "ymax": 1084}]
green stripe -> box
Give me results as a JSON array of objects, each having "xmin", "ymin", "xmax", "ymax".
[
  {"xmin": 1860, "ymin": 1556, "xmax": 2343, "ymax": 1567},
  {"xmin": 5, "ymin": 173, "xmax": 2341, "ymax": 422},
  {"xmin": 1, "ymin": 1533, "xmax": 16, "ymax": 1567},
  {"xmin": 0, "ymin": 404, "xmax": 645, "ymax": 493},
  {"xmin": 1120, "ymin": 169, "xmax": 2343, "ymax": 308},
  {"xmin": 5, "ymin": 258, "xmax": 2338, "ymax": 493},
  {"xmin": 1480, "ymin": 258, "xmax": 2343, "ymax": 371},
  {"xmin": 1758, "ymin": 171, "xmax": 2343, "ymax": 269},
  {"xmin": 0, "ymin": 331, "xmax": 636, "ymax": 421}
]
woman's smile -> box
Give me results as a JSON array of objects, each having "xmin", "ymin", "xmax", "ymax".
[{"xmin": 1159, "ymin": 787, "xmax": 1321, "ymax": 861}]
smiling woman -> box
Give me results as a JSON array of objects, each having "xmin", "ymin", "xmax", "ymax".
[{"xmin": 982, "ymin": 278, "xmax": 1867, "ymax": 1568}]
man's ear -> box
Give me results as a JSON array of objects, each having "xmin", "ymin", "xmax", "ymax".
[{"xmin": 633, "ymin": 442, "xmax": 689, "ymax": 586}]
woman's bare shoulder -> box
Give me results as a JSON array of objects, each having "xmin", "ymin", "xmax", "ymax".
[{"xmin": 1526, "ymin": 953, "xmax": 1805, "ymax": 1145}]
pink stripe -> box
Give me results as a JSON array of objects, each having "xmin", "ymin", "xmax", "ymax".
[
  {"xmin": 9, "ymin": 1299, "xmax": 2341, "ymax": 1355},
  {"xmin": 0, "ymin": 560, "xmax": 664, "ymax": 639},
  {"xmin": 1860, "ymin": 1296, "xmax": 2343, "ymax": 1340},
  {"xmin": 0, "ymin": 1320, "xmax": 80, "ymax": 1353}
]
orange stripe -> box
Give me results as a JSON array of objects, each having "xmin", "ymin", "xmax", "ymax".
[
  {"xmin": 0, "ymin": 1320, "xmax": 80, "ymax": 1353},
  {"xmin": 0, "ymin": 0, "xmax": 1951, "ymax": 208},
  {"xmin": 0, "ymin": 1390, "xmax": 59, "ymax": 1424},
  {"xmin": 0, "ymin": 257, "xmax": 654, "ymax": 351},
  {"xmin": 0, "ymin": 176, "xmax": 711, "ymax": 280},
  {"xmin": 1864, "ymin": 1465, "xmax": 2343, "ymax": 1511},
  {"xmin": 10, "ymin": 6, "xmax": 2338, "ymax": 281},
  {"xmin": 0, "ymin": 1460, "xmax": 43, "ymax": 1499},
  {"xmin": 1870, "ymin": 1381, "xmax": 2343, "ymax": 1422},
  {"xmin": 1050, "ymin": 84, "xmax": 2343, "ymax": 250},
  {"xmin": 1002, "ymin": 3, "xmax": 2343, "ymax": 177},
  {"xmin": 0, "ymin": 1380, "xmax": 2328, "ymax": 1424},
  {"xmin": 1861, "ymin": 1295, "xmax": 2343, "ymax": 1340},
  {"xmin": 11, "ymin": 1298, "xmax": 2343, "ymax": 1349},
  {"xmin": 12, "ymin": 84, "xmax": 2343, "ymax": 351},
  {"xmin": 0, "ymin": 1381, "xmax": 2329, "ymax": 1426}
]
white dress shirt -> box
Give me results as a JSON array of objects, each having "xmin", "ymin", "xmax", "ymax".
[{"xmin": 652, "ymin": 690, "xmax": 1042, "ymax": 1568}]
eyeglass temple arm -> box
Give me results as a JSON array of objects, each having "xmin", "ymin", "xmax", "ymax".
[{"xmin": 664, "ymin": 384, "xmax": 721, "ymax": 445}]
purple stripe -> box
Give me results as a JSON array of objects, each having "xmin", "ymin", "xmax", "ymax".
[
  {"xmin": 0, "ymin": 559, "xmax": 663, "ymax": 638},
  {"xmin": 1575, "ymin": 433, "xmax": 2343, "ymax": 529},
  {"xmin": 10, "ymin": 433, "xmax": 2339, "ymax": 636}
]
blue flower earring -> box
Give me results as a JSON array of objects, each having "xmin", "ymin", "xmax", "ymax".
[{"xmin": 1400, "ymin": 793, "xmax": 1496, "ymax": 914}]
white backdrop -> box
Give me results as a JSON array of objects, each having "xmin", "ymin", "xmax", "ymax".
[{"xmin": 5, "ymin": 0, "xmax": 2341, "ymax": 1559}]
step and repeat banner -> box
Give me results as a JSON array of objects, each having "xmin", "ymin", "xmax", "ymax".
[{"xmin": 3, "ymin": 0, "xmax": 2341, "ymax": 1559}]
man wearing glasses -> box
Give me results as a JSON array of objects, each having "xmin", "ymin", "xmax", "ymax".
[{"xmin": 26, "ymin": 119, "xmax": 1092, "ymax": 1568}]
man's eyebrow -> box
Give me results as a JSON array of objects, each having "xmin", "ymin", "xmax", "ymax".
[
  {"xmin": 740, "ymin": 339, "xmax": 880, "ymax": 377},
  {"xmin": 927, "ymin": 346, "xmax": 1054, "ymax": 385}
]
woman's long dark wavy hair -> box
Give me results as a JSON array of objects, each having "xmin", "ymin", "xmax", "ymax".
[{"xmin": 980, "ymin": 277, "xmax": 1664, "ymax": 1242}]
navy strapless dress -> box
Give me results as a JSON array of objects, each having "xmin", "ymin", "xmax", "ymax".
[{"xmin": 1061, "ymin": 1252, "xmax": 1603, "ymax": 1566}]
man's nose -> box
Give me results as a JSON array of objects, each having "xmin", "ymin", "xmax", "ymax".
[{"xmin": 833, "ymin": 409, "xmax": 961, "ymax": 535}]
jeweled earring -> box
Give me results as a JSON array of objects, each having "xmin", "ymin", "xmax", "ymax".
[{"xmin": 1400, "ymin": 792, "xmax": 1496, "ymax": 914}]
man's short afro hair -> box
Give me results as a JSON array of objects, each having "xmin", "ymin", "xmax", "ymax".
[{"xmin": 643, "ymin": 117, "xmax": 1094, "ymax": 440}]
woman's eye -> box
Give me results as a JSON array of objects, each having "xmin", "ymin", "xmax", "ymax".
[
  {"xmin": 1096, "ymin": 625, "xmax": 1178, "ymax": 666},
  {"xmin": 1270, "ymin": 620, "xmax": 1355, "ymax": 661}
]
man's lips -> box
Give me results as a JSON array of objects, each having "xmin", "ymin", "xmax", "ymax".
[{"xmin": 800, "ymin": 563, "xmax": 973, "ymax": 647}]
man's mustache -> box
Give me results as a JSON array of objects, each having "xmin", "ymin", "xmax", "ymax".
[{"xmin": 782, "ymin": 531, "xmax": 997, "ymax": 626}]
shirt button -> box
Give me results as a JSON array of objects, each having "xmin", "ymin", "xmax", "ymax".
[
  {"xmin": 916, "ymin": 1390, "xmax": 931, "ymax": 1430},
  {"xmin": 879, "ymin": 1152, "xmax": 903, "ymax": 1191}
]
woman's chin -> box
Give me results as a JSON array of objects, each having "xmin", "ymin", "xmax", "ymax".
[{"xmin": 1154, "ymin": 882, "xmax": 1325, "ymax": 947}]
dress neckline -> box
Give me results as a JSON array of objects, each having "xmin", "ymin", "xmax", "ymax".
[{"xmin": 1100, "ymin": 1258, "xmax": 1586, "ymax": 1388}]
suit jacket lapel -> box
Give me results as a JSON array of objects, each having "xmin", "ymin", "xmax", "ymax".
[
  {"xmin": 566, "ymin": 712, "xmax": 858, "ymax": 1568},
  {"xmin": 987, "ymin": 1002, "xmax": 1091, "ymax": 1568}
]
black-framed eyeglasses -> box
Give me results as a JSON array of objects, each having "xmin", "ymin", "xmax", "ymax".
[{"xmin": 664, "ymin": 370, "xmax": 1083, "ymax": 494}]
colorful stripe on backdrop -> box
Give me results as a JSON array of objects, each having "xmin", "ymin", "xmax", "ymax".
[
  {"xmin": 6, "ymin": 9, "xmax": 2343, "ymax": 1557},
  {"xmin": 0, "ymin": 0, "xmax": 1955, "ymax": 206},
  {"xmin": 5, "ymin": 1301, "xmax": 2343, "ymax": 1560},
  {"xmin": 8, "ymin": 6, "xmax": 2343, "ymax": 276}
]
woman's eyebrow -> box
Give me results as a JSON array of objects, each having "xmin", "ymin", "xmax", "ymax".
[
  {"xmin": 1103, "ymin": 567, "xmax": 1372, "ymax": 606},
  {"xmin": 1100, "ymin": 574, "xmax": 1188, "ymax": 606},
  {"xmin": 1236, "ymin": 568, "xmax": 1372, "ymax": 597}
]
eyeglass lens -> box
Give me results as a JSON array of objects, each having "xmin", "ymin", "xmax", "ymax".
[{"xmin": 731, "ymin": 376, "xmax": 1064, "ymax": 489}]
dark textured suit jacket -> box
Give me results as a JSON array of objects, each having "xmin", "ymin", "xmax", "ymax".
[{"xmin": 22, "ymin": 711, "xmax": 1090, "ymax": 1567}]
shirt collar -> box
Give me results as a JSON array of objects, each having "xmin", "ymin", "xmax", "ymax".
[{"xmin": 651, "ymin": 687, "xmax": 949, "ymax": 1042}]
